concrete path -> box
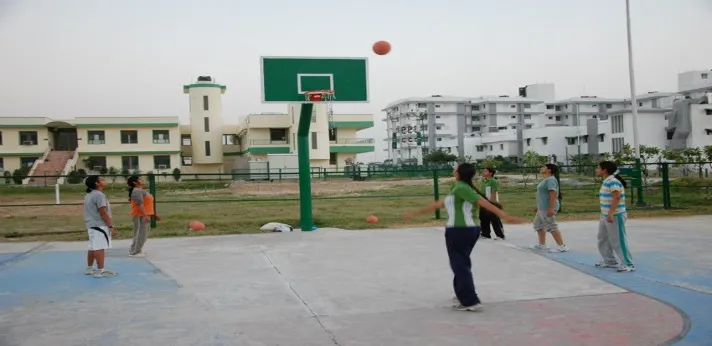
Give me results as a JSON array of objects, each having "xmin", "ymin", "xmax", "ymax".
[{"xmin": 1, "ymin": 216, "xmax": 710, "ymax": 346}]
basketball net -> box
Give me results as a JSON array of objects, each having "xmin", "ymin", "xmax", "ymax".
[{"xmin": 304, "ymin": 90, "xmax": 335, "ymax": 132}]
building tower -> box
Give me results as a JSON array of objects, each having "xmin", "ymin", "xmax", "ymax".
[{"xmin": 183, "ymin": 76, "xmax": 226, "ymax": 168}]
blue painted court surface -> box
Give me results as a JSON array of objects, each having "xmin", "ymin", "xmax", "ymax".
[
  {"xmin": 0, "ymin": 216, "xmax": 710, "ymax": 346},
  {"xmin": 0, "ymin": 250, "xmax": 178, "ymax": 310}
]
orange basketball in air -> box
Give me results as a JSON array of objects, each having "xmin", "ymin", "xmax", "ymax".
[
  {"xmin": 373, "ymin": 41, "xmax": 391, "ymax": 55},
  {"xmin": 366, "ymin": 215, "xmax": 379, "ymax": 224},
  {"xmin": 189, "ymin": 220, "xmax": 205, "ymax": 231}
]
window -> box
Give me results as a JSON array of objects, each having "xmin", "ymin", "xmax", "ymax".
[
  {"xmin": 182, "ymin": 156, "xmax": 193, "ymax": 166},
  {"xmin": 153, "ymin": 155, "xmax": 171, "ymax": 169},
  {"xmin": 542, "ymin": 137, "xmax": 548, "ymax": 145},
  {"xmin": 546, "ymin": 105, "xmax": 554, "ymax": 109},
  {"xmin": 87, "ymin": 130, "xmax": 105, "ymax": 144},
  {"xmin": 599, "ymin": 134, "xmax": 605, "ymax": 142},
  {"xmin": 525, "ymin": 124, "xmax": 532, "ymax": 129},
  {"xmin": 555, "ymin": 116, "xmax": 561, "ymax": 121},
  {"xmin": 121, "ymin": 156, "xmax": 139, "ymax": 170},
  {"xmin": 329, "ymin": 152, "xmax": 337, "ymax": 165},
  {"xmin": 204, "ymin": 117, "xmax": 210, "ymax": 132},
  {"xmin": 120, "ymin": 130, "xmax": 138, "ymax": 144},
  {"xmin": 0, "ymin": 131, "xmax": 3, "ymax": 145},
  {"xmin": 473, "ymin": 106, "xmax": 480, "ymax": 111},
  {"xmin": 222, "ymin": 134, "xmax": 236, "ymax": 145},
  {"xmin": 311, "ymin": 132, "xmax": 318, "ymax": 149},
  {"xmin": 205, "ymin": 141, "xmax": 211, "ymax": 156},
  {"xmin": 181, "ymin": 134, "xmax": 192, "ymax": 145},
  {"xmin": 417, "ymin": 103, "xmax": 427, "ymax": 108},
  {"xmin": 0, "ymin": 158, "xmax": 4, "ymax": 171},
  {"xmin": 476, "ymin": 145, "xmax": 484, "ymax": 152},
  {"xmin": 612, "ymin": 137, "xmax": 625, "ymax": 153},
  {"xmin": 19, "ymin": 131, "xmax": 38, "ymax": 145},
  {"xmin": 510, "ymin": 105, "xmax": 516, "ymax": 108},
  {"xmin": 328, "ymin": 129, "xmax": 337, "ymax": 142},
  {"xmin": 548, "ymin": 116, "xmax": 553, "ymax": 120},
  {"xmin": 87, "ymin": 156, "xmax": 107, "ymax": 170},
  {"xmin": 269, "ymin": 128, "xmax": 288, "ymax": 142},
  {"xmin": 437, "ymin": 138, "xmax": 442, "ymax": 142},
  {"xmin": 524, "ymin": 114, "xmax": 531, "ymax": 119},
  {"xmin": 436, "ymin": 126, "xmax": 442, "ymax": 130},
  {"xmin": 472, "ymin": 126, "xmax": 480, "ymax": 132},
  {"xmin": 20, "ymin": 157, "xmax": 37, "ymax": 167},
  {"xmin": 511, "ymin": 115, "xmax": 516, "ymax": 119},
  {"xmin": 435, "ymin": 104, "xmax": 441, "ymax": 108},
  {"xmin": 526, "ymin": 138, "xmax": 531, "ymax": 146},
  {"xmin": 500, "ymin": 144, "xmax": 504, "ymax": 150},
  {"xmin": 152, "ymin": 130, "xmax": 170, "ymax": 144},
  {"xmin": 702, "ymin": 73, "xmax": 708, "ymax": 79},
  {"xmin": 435, "ymin": 115, "xmax": 441, "ymax": 118},
  {"xmin": 472, "ymin": 116, "xmax": 480, "ymax": 121},
  {"xmin": 555, "ymin": 106, "xmax": 561, "ymax": 111},
  {"xmin": 203, "ymin": 95, "xmax": 209, "ymax": 110},
  {"xmin": 524, "ymin": 104, "xmax": 531, "ymax": 109},
  {"xmin": 606, "ymin": 104, "xmax": 612, "ymax": 109},
  {"xmin": 489, "ymin": 145, "xmax": 493, "ymax": 150},
  {"xmin": 567, "ymin": 138, "xmax": 576, "ymax": 145}
]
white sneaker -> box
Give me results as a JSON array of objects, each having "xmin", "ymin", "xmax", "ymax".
[
  {"xmin": 452, "ymin": 296, "xmax": 459, "ymax": 303},
  {"xmin": 617, "ymin": 265, "xmax": 636, "ymax": 272},
  {"xmin": 453, "ymin": 303, "xmax": 483, "ymax": 312},
  {"xmin": 93, "ymin": 268, "xmax": 118, "ymax": 278},
  {"xmin": 129, "ymin": 253, "xmax": 146, "ymax": 258},
  {"xmin": 531, "ymin": 244, "xmax": 549, "ymax": 251},
  {"xmin": 550, "ymin": 245, "xmax": 570, "ymax": 253},
  {"xmin": 595, "ymin": 261, "xmax": 618, "ymax": 268},
  {"xmin": 84, "ymin": 266, "xmax": 95, "ymax": 275}
]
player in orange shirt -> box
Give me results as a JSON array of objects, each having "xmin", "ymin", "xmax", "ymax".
[{"xmin": 127, "ymin": 175, "xmax": 160, "ymax": 257}]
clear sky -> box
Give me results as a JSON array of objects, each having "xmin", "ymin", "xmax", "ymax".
[{"xmin": 1, "ymin": 0, "xmax": 710, "ymax": 161}]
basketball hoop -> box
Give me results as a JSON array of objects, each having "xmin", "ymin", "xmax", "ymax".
[{"xmin": 304, "ymin": 90, "xmax": 336, "ymax": 131}]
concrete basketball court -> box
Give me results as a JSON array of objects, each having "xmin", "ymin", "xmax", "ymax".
[{"xmin": 1, "ymin": 216, "xmax": 711, "ymax": 346}]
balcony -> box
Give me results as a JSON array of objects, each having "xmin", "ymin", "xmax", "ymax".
[
  {"xmin": 247, "ymin": 138, "xmax": 290, "ymax": 154},
  {"xmin": 153, "ymin": 138, "xmax": 171, "ymax": 144},
  {"xmin": 329, "ymin": 138, "xmax": 375, "ymax": 153}
]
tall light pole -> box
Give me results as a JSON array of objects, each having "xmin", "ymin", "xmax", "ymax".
[{"xmin": 625, "ymin": 0, "xmax": 645, "ymax": 206}]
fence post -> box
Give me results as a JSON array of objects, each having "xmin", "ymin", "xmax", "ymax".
[
  {"xmin": 149, "ymin": 173, "xmax": 158, "ymax": 228},
  {"xmin": 661, "ymin": 162, "xmax": 671, "ymax": 209},
  {"xmin": 433, "ymin": 169, "xmax": 441, "ymax": 220}
]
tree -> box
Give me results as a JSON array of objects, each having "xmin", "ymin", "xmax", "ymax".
[
  {"xmin": 523, "ymin": 151, "xmax": 548, "ymax": 170},
  {"xmin": 422, "ymin": 149, "xmax": 457, "ymax": 166},
  {"xmin": 568, "ymin": 154, "xmax": 596, "ymax": 174},
  {"xmin": 681, "ymin": 147, "xmax": 704, "ymax": 177},
  {"xmin": 108, "ymin": 167, "xmax": 119, "ymax": 182},
  {"xmin": 704, "ymin": 145, "xmax": 712, "ymax": 172},
  {"xmin": 480, "ymin": 157, "xmax": 499, "ymax": 169},
  {"xmin": 639, "ymin": 145, "xmax": 662, "ymax": 178},
  {"xmin": 3, "ymin": 171, "xmax": 11, "ymax": 185},
  {"xmin": 172, "ymin": 168, "xmax": 182, "ymax": 182},
  {"xmin": 613, "ymin": 143, "xmax": 635, "ymax": 165}
]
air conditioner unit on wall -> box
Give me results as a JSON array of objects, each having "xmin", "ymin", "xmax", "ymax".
[{"xmin": 158, "ymin": 164, "xmax": 168, "ymax": 169}]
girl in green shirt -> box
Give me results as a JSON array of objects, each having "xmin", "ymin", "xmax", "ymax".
[{"xmin": 405, "ymin": 163, "xmax": 526, "ymax": 311}]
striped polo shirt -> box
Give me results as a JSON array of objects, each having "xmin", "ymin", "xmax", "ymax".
[
  {"xmin": 444, "ymin": 182, "xmax": 482, "ymax": 228},
  {"xmin": 599, "ymin": 175, "xmax": 626, "ymax": 216}
]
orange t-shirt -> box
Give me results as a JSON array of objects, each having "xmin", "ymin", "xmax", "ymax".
[{"xmin": 130, "ymin": 188, "xmax": 155, "ymax": 216}]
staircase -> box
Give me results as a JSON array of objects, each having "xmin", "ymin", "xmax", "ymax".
[{"xmin": 28, "ymin": 150, "xmax": 74, "ymax": 185}]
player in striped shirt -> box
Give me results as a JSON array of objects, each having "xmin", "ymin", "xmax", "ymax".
[{"xmin": 595, "ymin": 161, "xmax": 635, "ymax": 272}]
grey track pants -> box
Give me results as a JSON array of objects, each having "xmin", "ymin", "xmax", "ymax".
[
  {"xmin": 597, "ymin": 214, "xmax": 634, "ymax": 267},
  {"xmin": 129, "ymin": 216, "xmax": 150, "ymax": 255}
]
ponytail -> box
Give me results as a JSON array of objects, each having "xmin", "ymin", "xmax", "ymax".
[
  {"xmin": 126, "ymin": 175, "xmax": 140, "ymax": 201},
  {"xmin": 613, "ymin": 174, "xmax": 627, "ymax": 188},
  {"xmin": 555, "ymin": 175, "xmax": 563, "ymax": 201}
]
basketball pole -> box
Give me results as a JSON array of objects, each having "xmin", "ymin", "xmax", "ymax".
[
  {"xmin": 625, "ymin": 0, "xmax": 645, "ymax": 206},
  {"xmin": 297, "ymin": 102, "xmax": 315, "ymax": 231}
]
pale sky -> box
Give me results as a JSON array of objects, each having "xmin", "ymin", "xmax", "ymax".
[{"xmin": 1, "ymin": 0, "xmax": 711, "ymax": 162}]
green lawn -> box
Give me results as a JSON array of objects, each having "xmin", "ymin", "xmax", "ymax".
[{"xmin": 1, "ymin": 175, "xmax": 710, "ymax": 242}]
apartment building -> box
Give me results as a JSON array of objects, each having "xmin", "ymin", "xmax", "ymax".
[
  {"xmin": 0, "ymin": 76, "xmax": 375, "ymax": 181},
  {"xmin": 238, "ymin": 103, "xmax": 375, "ymax": 167}
]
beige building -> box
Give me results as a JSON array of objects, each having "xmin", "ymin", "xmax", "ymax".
[{"xmin": 0, "ymin": 76, "xmax": 375, "ymax": 183}]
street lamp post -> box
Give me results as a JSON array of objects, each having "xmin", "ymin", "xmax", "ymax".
[{"xmin": 625, "ymin": 0, "xmax": 645, "ymax": 206}]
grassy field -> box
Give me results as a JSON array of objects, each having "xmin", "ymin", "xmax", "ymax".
[{"xmin": 1, "ymin": 174, "xmax": 710, "ymax": 242}]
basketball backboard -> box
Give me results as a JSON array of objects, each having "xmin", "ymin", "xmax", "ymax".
[{"xmin": 260, "ymin": 56, "xmax": 369, "ymax": 103}]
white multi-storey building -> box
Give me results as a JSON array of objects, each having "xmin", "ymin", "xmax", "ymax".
[{"xmin": 383, "ymin": 70, "xmax": 712, "ymax": 165}]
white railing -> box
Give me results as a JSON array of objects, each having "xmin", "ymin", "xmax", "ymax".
[
  {"xmin": 22, "ymin": 147, "xmax": 52, "ymax": 185},
  {"xmin": 57, "ymin": 149, "xmax": 79, "ymax": 185},
  {"xmin": 329, "ymin": 138, "xmax": 375, "ymax": 145}
]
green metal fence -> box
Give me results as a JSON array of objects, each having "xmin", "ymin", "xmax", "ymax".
[{"xmin": 0, "ymin": 163, "xmax": 709, "ymax": 239}]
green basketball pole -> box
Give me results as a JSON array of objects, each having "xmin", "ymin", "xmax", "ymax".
[{"xmin": 297, "ymin": 103, "xmax": 315, "ymax": 231}]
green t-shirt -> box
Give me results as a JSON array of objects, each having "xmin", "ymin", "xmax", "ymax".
[
  {"xmin": 481, "ymin": 178, "xmax": 499, "ymax": 200},
  {"xmin": 444, "ymin": 182, "xmax": 482, "ymax": 228}
]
